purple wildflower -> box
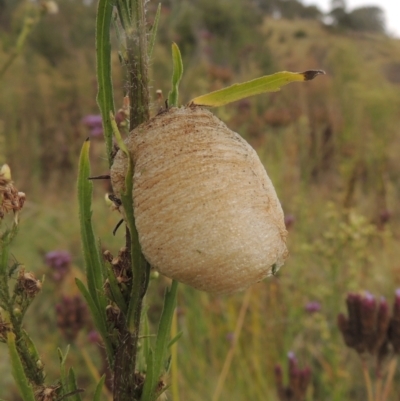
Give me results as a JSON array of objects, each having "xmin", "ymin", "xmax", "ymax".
[
  {"xmin": 284, "ymin": 214, "xmax": 295, "ymax": 229},
  {"xmin": 82, "ymin": 114, "xmax": 103, "ymax": 137},
  {"xmin": 87, "ymin": 330, "xmax": 102, "ymax": 344},
  {"xmin": 275, "ymin": 352, "xmax": 312, "ymax": 401},
  {"xmin": 45, "ymin": 250, "xmax": 71, "ymax": 281},
  {"xmin": 304, "ymin": 301, "xmax": 321, "ymax": 314}
]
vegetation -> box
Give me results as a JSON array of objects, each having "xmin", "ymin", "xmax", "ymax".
[{"xmin": 1, "ymin": 0, "xmax": 400, "ymax": 400}]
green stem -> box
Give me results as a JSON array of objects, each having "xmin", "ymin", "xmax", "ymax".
[
  {"xmin": 112, "ymin": 0, "xmax": 150, "ymax": 399},
  {"xmin": 0, "ymin": 17, "xmax": 36, "ymax": 80},
  {"xmin": 127, "ymin": 0, "xmax": 150, "ymax": 129}
]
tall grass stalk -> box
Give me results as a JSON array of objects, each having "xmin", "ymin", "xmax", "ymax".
[{"xmin": 212, "ymin": 289, "xmax": 252, "ymax": 401}]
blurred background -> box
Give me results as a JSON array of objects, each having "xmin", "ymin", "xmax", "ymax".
[{"xmin": 1, "ymin": 0, "xmax": 400, "ymax": 399}]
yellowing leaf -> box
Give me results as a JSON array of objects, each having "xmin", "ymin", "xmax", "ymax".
[{"xmin": 189, "ymin": 70, "xmax": 325, "ymax": 107}]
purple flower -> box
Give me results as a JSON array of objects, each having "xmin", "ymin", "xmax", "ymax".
[
  {"xmin": 284, "ymin": 214, "xmax": 295, "ymax": 229},
  {"xmin": 45, "ymin": 250, "xmax": 71, "ymax": 281},
  {"xmin": 87, "ymin": 330, "xmax": 102, "ymax": 344},
  {"xmin": 304, "ymin": 301, "xmax": 321, "ymax": 314},
  {"xmin": 82, "ymin": 114, "xmax": 102, "ymax": 127},
  {"xmin": 82, "ymin": 114, "xmax": 103, "ymax": 137}
]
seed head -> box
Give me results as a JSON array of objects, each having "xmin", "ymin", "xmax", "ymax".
[
  {"xmin": 0, "ymin": 164, "xmax": 26, "ymax": 220},
  {"xmin": 17, "ymin": 270, "xmax": 42, "ymax": 297}
]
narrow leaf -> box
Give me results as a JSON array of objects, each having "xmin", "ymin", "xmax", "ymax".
[
  {"xmin": 77, "ymin": 140, "xmax": 107, "ymax": 313},
  {"xmin": 110, "ymin": 112, "xmax": 129, "ymax": 156},
  {"xmin": 21, "ymin": 330, "xmax": 40, "ymax": 361},
  {"xmin": 109, "ymin": 112, "xmax": 146, "ymax": 328},
  {"xmin": 189, "ymin": 70, "xmax": 325, "ymax": 107},
  {"xmin": 168, "ymin": 331, "xmax": 183, "ymax": 348},
  {"xmin": 93, "ymin": 375, "xmax": 106, "ymax": 401},
  {"xmin": 148, "ymin": 3, "xmax": 161, "ymax": 60},
  {"xmin": 58, "ymin": 346, "xmax": 70, "ymax": 395},
  {"xmin": 96, "ymin": 0, "xmax": 115, "ymax": 167},
  {"xmin": 75, "ymin": 278, "xmax": 114, "ymax": 367},
  {"xmin": 142, "ymin": 312, "xmax": 152, "ymax": 367},
  {"xmin": 7, "ymin": 332, "xmax": 35, "ymax": 401},
  {"xmin": 140, "ymin": 348, "xmax": 154, "ymax": 401},
  {"xmin": 0, "ymin": 236, "xmax": 10, "ymax": 275},
  {"xmin": 142, "ymin": 280, "xmax": 178, "ymax": 400},
  {"xmin": 168, "ymin": 43, "xmax": 184, "ymax": 107},
  {"xmin": 67, "ymin": 368, "xmax": 83, "ymax": 401}
]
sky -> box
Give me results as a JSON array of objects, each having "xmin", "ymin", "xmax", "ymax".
[{"xmin": 302, "ymin": 0, "xmax": 400, "ymax": 37}]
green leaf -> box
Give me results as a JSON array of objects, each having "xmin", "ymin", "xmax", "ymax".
[
  {"xmin": 67, "ymin": 368, "xmax": 83, "ymax": 401},
  {"xmin": 93, "ymin": 375, "xmax": 106, "ymax": 401},
  {"xmin": 189, "ymin": 70, "xmax": 325, "ymax": 107},
  {"xmin": 21, "ymin": 330, "xmax": 40, "ymax": 362},
  {"xmin": 0, "ymin": 234, "xmax": 10, "ymax": 275},
  {"xmin": 75, "ymin": 278, "xmax": 114, "ymax": 367},
  {"xmin": 109, "ymin": 112, "xmax": 143, "ymax": 328},
  {"xmin": 7, "ymin": 332, "xmax": 35, "ymax": 401},
  {"xmin": 148, "ymin": 3, "xmax": 161, "ymax": 60},
  {"xmin": 141, "ymin": 280, "xmax": 178, "ymax": 401},
  {"xmin": 115, "ymin": 0, "xmax": 131, "ymax": 31},
  {"xmin": 110, "ymin": 113, "xmax": 148, "ymax": 330},
  {"xmin": 77, "ymin": 140, "xmax": 107, "ymax": 314},
  {"xmin": 140, "ymin": 348, "xmax": 154, "ymax": 401},
  {"xmin": 110, "ymin": 112, "xmax": 129, "ymax": 156},
  {"xmin": 58, "ymin": 346, "xmax": 70, "ymax": 395},
  {"xmin": 168, "ymin": 331, "xmax": 182, "ymax": 348},
  {"xmin": 168, "ymin": 43, "xmax": 184, "ymax": 107},
  {"xmin": 96, "ymin": 0, "xmax": 115, "ymax": 167},
  {"xmin": 142, "ymin": 312, "xmax": 152, "ymax": 367}
]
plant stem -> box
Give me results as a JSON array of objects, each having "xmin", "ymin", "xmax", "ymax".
[
  {"xmin": 127, "ymin": 0, "xmax": 150, "ymax": 129},
  {"xmin": 212, "ymin": 289, "xmax": 252, "ymax": 401},
  {"xmin": 361, "ymin": 359, "xmax": 374, "ymax": 401},
  {"xmin": 381, "ymin": 358, "xmax": 397, "ymax": 401},
  {"xmin": 113, "ymin": 0, "xmax": 150, "ymax": 399},
  {"xmin": 0, "ymin": 17, "xmax": 36, "ymax": 80},
  {"xmin": 171, "ymin": 309, "xmax": 180, "ymax": 401}
]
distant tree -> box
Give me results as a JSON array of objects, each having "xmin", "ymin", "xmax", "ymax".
[
  {"xmin": 330, "ymin": 5, "xmax": 385, "ymax": 33},
  {"xmin": 348, "ymin": 6, "xmax": 385, "ymax": 33},
  {"xmin": 256, "ymin": 0, "xmax": 322, "ymax": 20}
]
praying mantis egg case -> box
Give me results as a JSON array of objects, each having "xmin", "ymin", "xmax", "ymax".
[{"xmin": 110, "ymin": 106, "xmax": 288, "ymax": 294}]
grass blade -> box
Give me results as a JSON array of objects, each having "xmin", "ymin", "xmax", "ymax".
[
  {"xmin": 141, "ymin": 280, "xmax": 178, "ymax": 400},
  {"xmin": 93, "ymin": 375, "xmax": 106, "ymax": 401},
  {"xmin": 7, "ymin": 332, "xmax": 35, "ymax": 401},
  {"xmin": 148, "ymin": 3, "xmax": 161, "ymax": 60},
  {"xmin": 77, "ymin": 139, "xmax": 106, "ymax": 311},
  {"xmin": 67, "ymin": 368, "xmax": 83, "ymax": 401},
  {"xmin": 189, "ymin": 70, "xmax": 325, "ymax": 107},
  {"xmin": 96, "ymin": 0, "xmax": 115, "ymax": 167},
  {"xmin": 75, "ymin": 278, "xmax": 114, "ymax": 367},
  {"xmin": 168, "ymin": 43, "xmax": 184, "ymax": 107}
]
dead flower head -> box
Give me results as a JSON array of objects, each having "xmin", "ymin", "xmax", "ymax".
[
  {"xmin": 0, "ymin": 164, "xmax": 26, "ymax": 220},
  {"xmin": 35, "ymin": 385, "xmax": 60, "ymax": 401},
  {"xmin": 17, "ymin": 269, "xmax": 42, "ymax": 297}
]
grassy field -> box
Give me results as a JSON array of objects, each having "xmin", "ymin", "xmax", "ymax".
[{"xmin": 1, "ymin": 2, "xmax": 400, "ymax": 400}]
